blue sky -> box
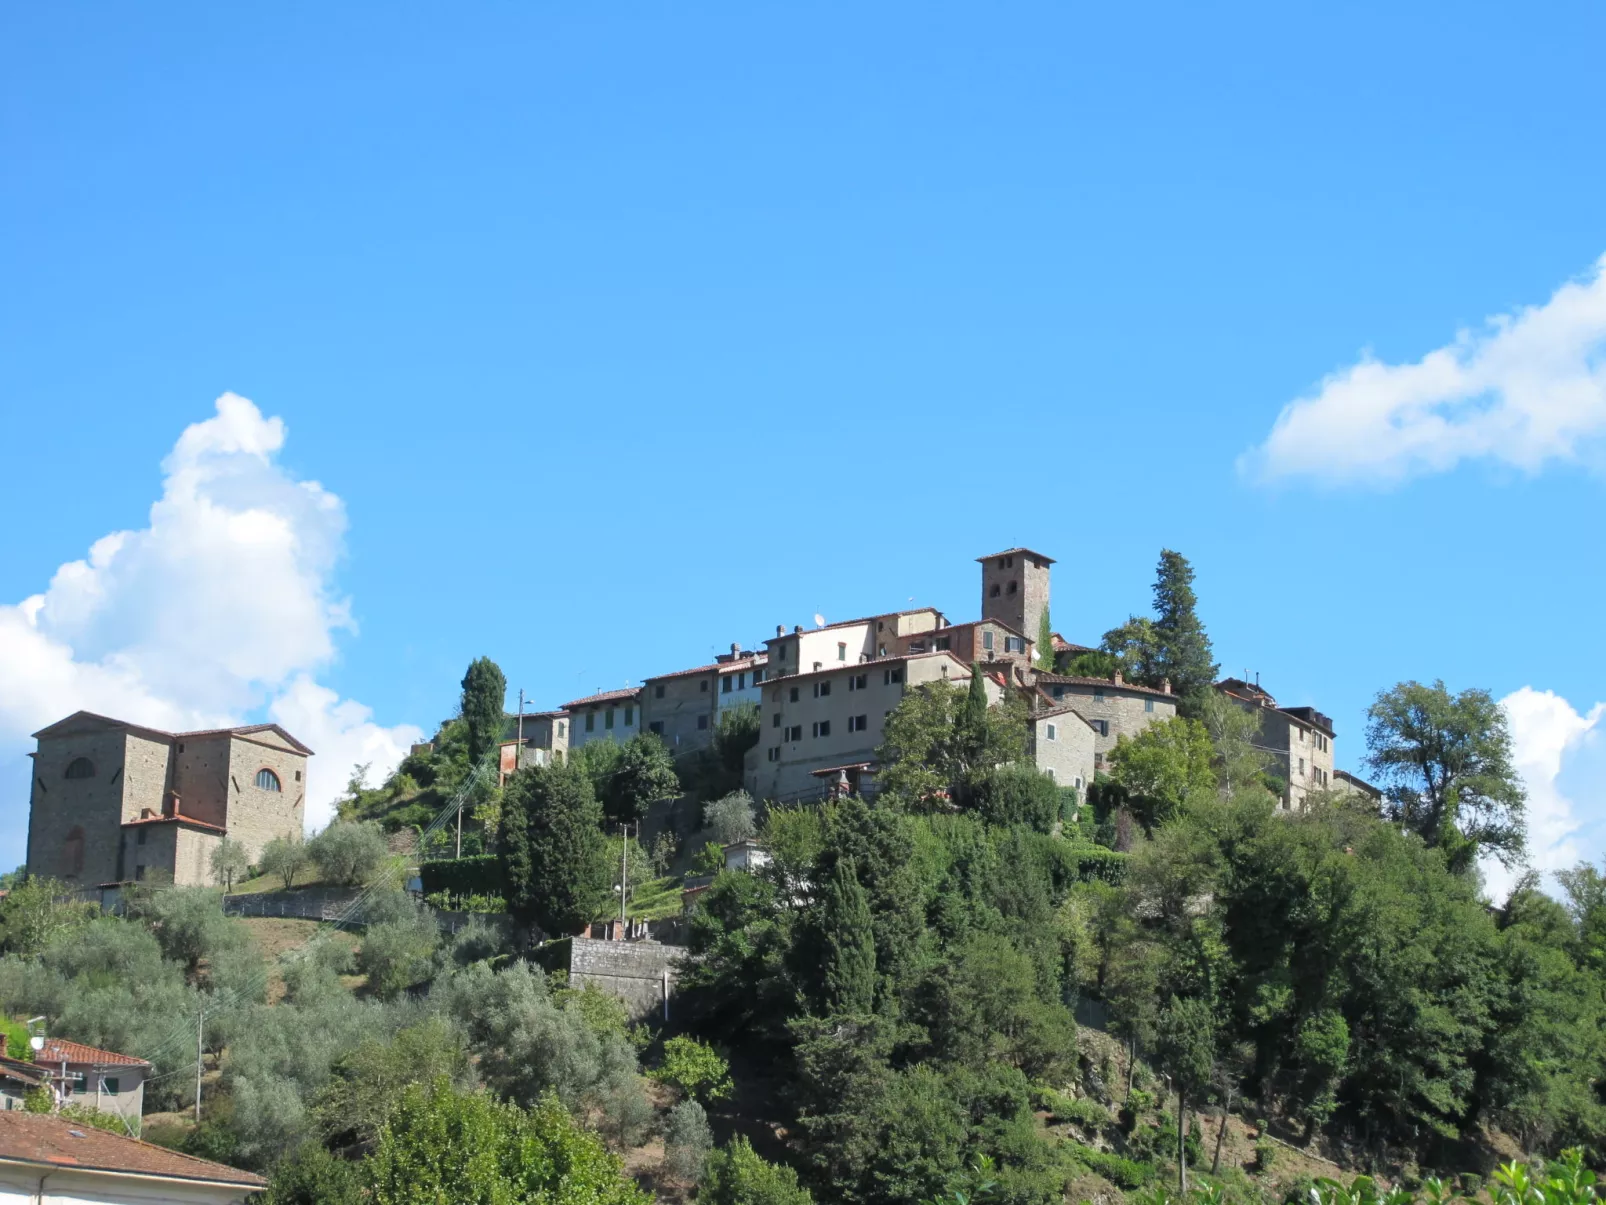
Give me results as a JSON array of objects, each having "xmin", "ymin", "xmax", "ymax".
[{"xmin": 3, "ymin": 2, "xmax": 1603, "ymax": 890}]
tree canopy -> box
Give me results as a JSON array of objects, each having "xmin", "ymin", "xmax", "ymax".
[
  {"xmin": 459, "ymin": 656, "xmax": 508, "ymax": 767},
  {"xmin": 500, "ymin": 761, "xmax": 611, "ymax": 936}
]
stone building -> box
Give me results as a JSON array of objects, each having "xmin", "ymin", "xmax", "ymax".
[
  {"xmin": 1026, "ymin": 700, "xmax": 1098, "ymax": 793},
  {"xmin": 1032, "ymin": 673, "xmax": 1179, "ymax": 766},
  {"xmin": 25, "ymin": 711, "xmax": 310, "ymax": 889},
  {"xmin": 1216, "ymin": 678, "xmax": 1336, "ymax": 811},
  {"xmin": 498, "ymin": 709, "xmax": 569, "ymax": 782},
  {"xmin": 641, "ymin": 646, "xmax": 769, "ymax": 756},
  {"xmin": 979, "ymin": 547, "xmax": 1053, "ymax": 646},
  {"xmin": 563, "ymin": 688, "xmax": 642, "ymax": 749}
]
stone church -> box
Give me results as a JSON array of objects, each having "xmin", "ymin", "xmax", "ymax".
[{"xmin": 24, "ymin": 711, "xmax": 311, "ymax": 889}]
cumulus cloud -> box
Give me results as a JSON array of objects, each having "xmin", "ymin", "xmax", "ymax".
[
  {"xmin": 1481, "ymin": 686, "xmax": 1606, "ymax": 902},
  {"xmin": 0, "ymin": 394, "xmax": 421, "ymax": 839},
  {"xmin": 1242, "ymin": 254, "xmax": 1606, "ymax": 485}
]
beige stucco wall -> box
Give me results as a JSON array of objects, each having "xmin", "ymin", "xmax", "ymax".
[
  {"xmin": 59, "ymin": 1063, "xmax": 146, "ymax": 1125},
  {"xmin": 568, "ymin": 695, "xmax": 641, "ymax": 749},
  {"xmin": 1030, "ymin": 712, "xmax": 1096, "ymax": 794}
]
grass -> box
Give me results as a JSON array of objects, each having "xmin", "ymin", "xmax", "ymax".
[
  {"xmin": 228, "ymin": 869, "xmax": 327, "ymax": 895},
  {"xmin": 628, "ymin": 877, "xmax": 685, "ymax": 921}
]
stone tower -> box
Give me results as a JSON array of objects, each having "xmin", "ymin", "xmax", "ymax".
[{"xmin": 978, "ymin": 547, "xmax": 1054, "ymax": 647}]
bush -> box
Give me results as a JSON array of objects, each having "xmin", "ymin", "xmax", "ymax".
[
  {"xmin": 1044, "ymin": 1091, "xmax": 1110, "ymax": 1133},
  {"xmin": 967, "ymin": 764, "xmax": 1061, "ymax": 831},
  {"xmin": 261, "ymin": 1141, "xmax": 363, "ymax": 1205},
  {"xmin": 259, "ymin": 838, "xmax": 313, "ymax": 890},
  {"xmin": 651, "ymin": 1035, "xmax": 732, "ymax": 1103},
  {"xmin": 128, "ymin": 887, "xmax": 246, "ymax": 973},
  {"xmin": 1254, "ymin": 1139, "xmax": 1278, "ymax": 1174},
  {"xmin": 704, "ymin": 792, "xmax": 757, "ymax": 847},
  {"xmin": 356, "ymin": 900, "xmax": 440, "ymax": 1000},
  {"xmin": 1066, "ymin": 1141, "xmax": 1154, "ymax": 1189},
  {"xmin": 701, "ymin": 1136, "xmax": 813, "ymax": 1205},
  {"xmin": 419, "ymin": 855, "xmax": 504, "ymax": 898},
  {"xmin": 307, "ymin": 822, "xmax": 389, "ymax": 887},
  {"xmin": 663, "ymin": 1099, "xmax": 713, "ymax": 1185}
]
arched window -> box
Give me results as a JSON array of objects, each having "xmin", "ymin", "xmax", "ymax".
[
  {"xmin": 64, "ymin": 758, "xmax": 95, "ymax": 780},
  {"xmin": 254, "ymin": 768, "xmax": 282, "ymax": 792}
]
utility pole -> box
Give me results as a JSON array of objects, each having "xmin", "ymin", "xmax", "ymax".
[
  {"xmin": 194, "ymin": 1006, "xmax": 204, "ymax": 1123},
  {"xmin": 619, "ymin": 822, "xmax": 630, "ymax": 934}
]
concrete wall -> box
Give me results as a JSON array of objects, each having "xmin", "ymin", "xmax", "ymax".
[{"xmin": 568, "ymin": 938, "xmax": 687, "ymax": 1021}]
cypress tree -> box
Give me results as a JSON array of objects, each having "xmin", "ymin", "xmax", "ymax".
[
  {"xmin": 1150, "ymin": 550, "xmax": 1217, "ymax": 709},
  {"xmin": 1036, "ymin": 606, "xmax": 1055, "ymax": 671},
  {"xmin": 822, "ymin": 858, "xmax": 876, "ymax": 1015},
  {"xmin": 501, "ymin": 761, "xmax": 611, "ymax": 937},
  {"xmin": 459, "ymin": 657, "xmax": 508, "ymax": 765}
]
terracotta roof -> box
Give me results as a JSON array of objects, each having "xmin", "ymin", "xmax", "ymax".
[
  {"xmin": 1032, "ymin": 699, "xmax": 1098, "ymax": 729},
  {"xmin": 119, "ymin": 815, "xmax": 227, "ymax": 834},
  {"xmin": 0, "ymin": 1111, "xmax": 265, "ymax": 1188},
  {"xmin": 30, "ymin": 711, "xmax": 314, "ymax": 756},
  {"xmin": 1051, "ymin": 634, "xmax": 1097, "ymax": 654},
  {"xmin": 761, "ymin": 649, "xmax": 974, "ymax": 686},
  {"xmin": 975, "ymin": 547, "xmax": 1056, "ymax": 565},
  {"xmin": 37, "ymin": 1039, "xmax": 149, "ymax": 1068},
  {"xmin": 646, "ymin": 654, "xmax": 768, "ymax": 683},
  {"xmin": 1036, "ymin": 673, "xmax": 1177, "ymax": 700},
  {"xmin": 505, "ymin": 710, "xmax": 566, "ymax": 721},
  {"xmin": 0, "ymin": 1057, "xmax": 48, "ymax": 1088},
  {"xmin": 562, "ymin": 687, "xmax": 643, "ymax": 710}
]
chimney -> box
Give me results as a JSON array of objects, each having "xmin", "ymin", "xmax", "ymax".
[
  {"xmin": 794, "ymin": 624, "xmax": 802, "ymax": 634},
  {"xmin": 730, "ymin": 642, "xmax": 740, "ymax": 656},
  {"xmin": 1113, "ymin": 670, "xmax": 1124, "ymax": 685},
  {"xmin": 1161, "ymin": 678, "xmax": 1172, "ymax": 694},
  {"xmin": 776, "ymin": 625, "xmax": 784, "ymax": 638}
]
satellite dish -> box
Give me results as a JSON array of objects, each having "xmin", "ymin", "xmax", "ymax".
[
  {"xmin": 814, "ymin": 613, "xmax": 826, "ymax": 628},
  {"xmin": 29, "ymin": 1036, "xmax": 43, "ymax": 1052}
]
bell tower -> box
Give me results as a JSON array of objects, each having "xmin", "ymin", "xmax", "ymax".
[{"xmin": 978, "ymin": 547, "xmax": 1054, "ymax": 645}]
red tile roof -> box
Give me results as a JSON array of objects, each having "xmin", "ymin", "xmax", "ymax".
[
  {"xmin": 646, "ymin": 654, "xmax": 768, "ymax": 683},
  {"xmin": 764, "ymin": 608, "xmax": 945, "ymax": 641},
  {"xmin": 0, "ymin": 1111, "xmax": 265, "ymax": 1188},
  {"xmin": 119, "ymin": 815, "xmax": 227, "ymax": 834},
  {"xmin": 30, "ymin": 711, "xmax": 314, "ymax": 756},
  {"xmin": 760, "ymin": 649, "xmax": 974, "ymax": 686},
  {"xmin": 37, "ymin": 1038, "xmax": 150, "ymax": 1068},
  {"xmin": 561, "ymin": 687, "xmax": 643, "ymax": 710},
  {"xmin": 1035, "ymin": 673, "xmax": 1177, "ymax": 700}
]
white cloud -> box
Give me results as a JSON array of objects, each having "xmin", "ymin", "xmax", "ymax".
[
  {"xmin": 0, "ymin": 394, "xmax": 421, "ymax": 840},
  {"xmin": 1481, "ymin": 686, "xmax": 1606, "ymax": 902},
  {"xmin": 1242, "ymin": 254, "xmax": 1606, "ymax": 485}
]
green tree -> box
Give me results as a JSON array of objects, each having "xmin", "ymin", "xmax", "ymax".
[
  {"xmin": 259, "ymin": 836, "xmax": 312, "ymax": 890},
  {"xmin": 500, "ymin": 762, "xmax": 611, "ymax": 937},
  {"xmin": 821, "ymin": 858, "xmax": 876, "ymax": 1015},
  {"xmin": 663, "ymin": 1098, "xmax": 713, "ymax": 1185},
  {"xmin": 1036, "ymin": 607, "xmax": 1055, "ymax": 672},
  {"xmin": 877, "ymin": 681, "xmax": 1027, "ymax": 809},
  {"xmin": 459, "ymin": 657, "xmax": 508, "ymax": 767},
  {"xmin": 261, "ymin": 1142, "xmax": 363, "ymax": 1205},
  {"xmin": 1366, "ymin": 679, "xmax": 1527, "ymax": 871},
  {"xmin": 355, "ymin": 898, "xmax": 441, "ymax": 1000},
  {"xmin": 129, "ymin": 885, "xmax": 247, "ymax": 975},
  {"xmin": 604, "ymin": 732, "xmax": 680, "ymax": 825},
  {"xmin": 651, "ymin": 1035, "xmax": 733, "ymax": 1103},
  {"xmin": 0, "ymin": 877, "xmax": 96, "ymax": 956},
  {"xmin": 1149, "ymin": 550, "xmax": 1217, "ymax": 708},
  {"xmin": 1196, "ymin": 690, "xmax": 1273, "ymax": 798},
  {"xmin": 1156, "ymin": 995, "xmax": 1216, "ymax": 1195},
  {"xmin": 701, "ymin": 1136, "xmax": 814, "ymax": 1205},
  {"xmin": 713, "ymin": 702, "xmax": 762, "ymax": 779},
  {"xmin": 365, "ymin": 1079, "xmax": 648, "ymax": 1205},
  {"xmin": 314, "ymin": 1018, "xmax": 474, "ymax": 1149},
  {"xmin": 209, "ymin": 837, "xmax": 251, "ymax": 892},
  {"xmin": 1106, "ymin": 717, "xmax": 1215, "ymax": 832},
  {"xmin": 706, "ymin": 790, "xmax": 757, "ymax": 847},
  {"xmin": 307, "ymin": 821, "xmax": 389, "ymax": 887}
]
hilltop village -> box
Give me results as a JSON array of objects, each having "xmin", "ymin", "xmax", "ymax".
[{"xmin": 7, "ymin": 545, "xmax": 1599, "ymax": 1205}]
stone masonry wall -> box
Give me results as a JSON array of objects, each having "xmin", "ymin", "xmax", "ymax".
[
  {"xmin": 26, "ymin": 727, "xmax": 130, "ymax": 886},
  {"xmin": 568, "ymin": 938, "xmax": 688, "ymax": 1021},
  {"xmin": 224, "ymin": 735, "xmax": 307, "ymax": 859}
]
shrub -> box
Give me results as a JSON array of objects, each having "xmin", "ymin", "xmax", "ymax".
[
  {"xmin": 259, "ymin": 838, "xmax": 313, "ymax": 890},
  {"xmin": 1066, "ymin": 1141, "xmax": 1154, "ymax": 1189},
  {"xmin": 261, "ymin": 1141, "xmax": 363, "ymax": 1205},
  {"xmin": 419, "ymin": 855, "xmax": 504, "ymax": 898},
  {"xmin": 128, "ymin": 887, "xmax": 245, "ymax": 974},
  {"xmin": 356, "ymin": 900, "xmax": 440, "ymax": 1000},
  {"xmin": 1048, "ymin": 1093, "xmax": 1110, "ymax": 1133},
  {"xmin": 663, "ymin": 1099, "xmax": 713, "ymax": 1185},
  {"xmin": 0, "ymin": 1016, "xmax": 32, "ymax": 1061},
  {"xmin": 967, "ymin": 764, "xmax": 1061, "ymax": 831},
  {"xmin": 701, "ymin": 1136, "xmax": 813, "ymax": 1205},
  {"xmin": 651, "ymin": 1035, "xmax": 732, "ymax": 1103},
  {"xmin": 1254, "ymin": 1140, "xmax": 1278, "ymax": 1174},
  {"xmin": 307, "ymin": 822, "xmax": 388, "ymax": 887},
  {"xmin": 704, "ymin": 792, "xmax": 757, "ymax": 847}
]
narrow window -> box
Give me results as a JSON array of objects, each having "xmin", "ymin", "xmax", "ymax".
[
  {"xmin": 605, "ymin": 708, "xmax": 615, "ymax": 730},
  {"xmin": 773, "ymin": 713, "xmax": 781, "ymax": 728},
  {"xmin": 624, "ymin": 707, "xmax": 633, "ymax": 725},
  {"xmin": 837, "ymin": 642, "xmax": 847, "ymax": 661},
  {"xmin": 768, "ymin": 747, "xmax": 780, "ymax": 763},
  {"xmin": 789, "ymin": 686, "xmax": 800, "ymax": 703},
  {"xmin": 722, "ymin": 676, "xmax": 732, "ymax": 694},
  {"xmin": 697, "ymin": 715, "xmax": 709, "ymax": 730},
  {"xmin": 1007, "ymin": 580, "xmax": 1017, "ymax": 594},
  {"xmin": 655, "ymin": 685, "xmax": 666, "ymax": 699},
  {"xmin": 586, "ymin": 713, "xmax": 595, "ymax": 733},
  {"xmin": 700, "ymin": 679, "xmax": 709, "ymax": 692},
  {"xmin": 1047, "ymin": 723, "xmax": 1058, "ymax": 741},
  {"xmin": 64, "ymin": 758, "xmax": 95, "ymax": 780},
  {"xmin": 137, "ymin": 827, "xmax": 147, "ymax": 846},
  {"xmin": 1145, "ymin": 698, "xmax": 1154, "ymax": 713},
  {"xmin": 557, "ymin": 721, "xmax": 565, "ymax": 737},
  {"xmin": 982, "ymin": 631, "xmax": 994, "ymax": 651},
  {"xmin": 255, "ymin": 768, "xmax": 282, "ymax": 792},
  {"xmin": 989, "ymin": 584, "xmax": 1001, "ymax": 598}
]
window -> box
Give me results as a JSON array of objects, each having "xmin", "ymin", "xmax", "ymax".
[
  {"xmin": 649, "ymin": 721, "xmax": 664, "ymax": 735},
  {"xmin": 812, "ymin": 720, "xmax": 831, "ymax": 738},
  {"xmin": 848, "ymin": 673, "xmax": 867, "ymax": 691},
  {"xmin": 557, "ymin": 722, "xmax": 565, "ymax": 737},
  {"xmin": 624, "ymin": 707, "xmax": 633, "ymax": 725},
  {"xmin": 982, "ymin": 630, "xmax": 995, "ymax": 652},
  {"xmin": 1145, "ymin": 698, "xmax": 1154, "ymax": 713},
  {"xmin": 654, "ymin": 684, "xmax": 665, "ymax": 699},
  {"xmin": 767, "ymin": 746, "xmax": 780, "ymax": 762},
  {"xmin": 1298, "ymin": 757, "xmax": 1305, "ymax": 776},
  {"xmin": 878, "ymin": 644, "xmax": 886, "ymax": 656},
  {"xmin": 605, "ymin": 709, "xmax": 615, "ymax": 730},
  {"xmin": 934, "ymin": 636, "xmax": 950, "ymax": 651},
  {"xmin": 1006, "ymin": 555, "xmax": 1014, "ymax": 567},
  {"xmin": 697, "ymin": 715, "xmax": 709, "ymax": 730},
  {"xmin": 136, "ymin": 827, "xmax": 147, "ymax": 846},
  {"xmin": 754, "ymin": 670, "xmax": 765, "ymax": 684},
  {"xmin": 786, "ymin": 725, "xmax": 803, "ymax": 742},
  {"xmin": 1052, "ymin": 686, "xmax": 1065, "ymax": 699},
  {"xmin": 700, "ymin": 679, "xmax": 709, "ymax": 692},
  {"xmin": 1004, "ymin": 636, "xmax": 1024, "ymax": 653},
  {"xmin": 1093, "ymin": 689, "xmax": 1105, "ymax": 701},
  {"xmin": 849, "ymin": 714, "xmax": 868, "ymax": 732},
  {"xmin": 883, "ymin": 668, "xmax": 902, "ymax": 685},
  {"xmin": 837, "ymin": 642, "xmax": 847, "ymax": 661},
  {"xmin": 789, "ymin": 686, "xmax": 800, "ymax": 703},
  {"xmin": 813, "ymin": 681, "xmax": 831, "ymax": 698},
  {"xmin": 255, "ymin": 768, "xmax": 282, "ymax": 792},
  {"xmin": 769, "ymin": 711, "xmax": 782, "ymax": 730},
  {"xmin": 1007, "ymin": 581, "xmax": 1017, "ymax": 595},
  {"xmin": 908, "ymin": 641, "xmax": 926, "ymax": 654},
  {"xmin": 135, "ymin": 865, "xmax": 147, "ymax": 882},
  {"xmin": 73, "ymin": 1077, "xmax": 87, "ymax": 1095},
  {"xmin": 64, "ymin": 758, "xmax": 95, "ymax": 780},
  {"xmin": 1046, "ymin": 723, "xmax": 1058, "ymax": 741},
  {"xmin": 585, "ymin": 713, "xmax": 595, "ymax": 733},
  {"xmin": 1046, "ymin": 767, "xmax": 1055, "ymax": 780},
  {"xmin": 1299, "ymin": 728, "xmax": 1307, "ymax": 743},
  {"xmin": 295, "ymin": 770, "xmax": 302, "ymax": 781},
  {"xmin": 1093, "ymin": 720, "xmax": 1110, "ymax": 737},
  {"xmin": 989, "ymin": 584, "xmax": 1001, "ymax": 598},
  {"xmin": 721, "ymin": 676, "xmax": 732, "ymax": 694},
  {"xmin": 103, "ymin": 1078, "xmax": 119, "ymax": 1096},
  {"xmin": 738, "ymin": 673, "xmax": 746, "ymax": 690}
]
